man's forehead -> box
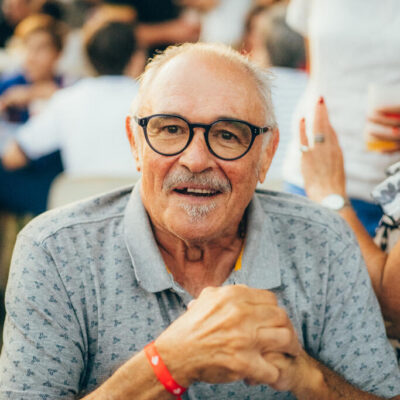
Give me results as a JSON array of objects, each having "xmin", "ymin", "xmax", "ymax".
[{"xmin": 141, "ymin": 52, "xmax": 265, "ymax": 122}]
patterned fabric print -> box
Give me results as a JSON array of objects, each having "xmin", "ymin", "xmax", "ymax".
[
  {"xmin": 372, "ymin": 163, "xmax": 400, "ymax": 252},
  {"xmin": 371, "ymin": 161, "xmax": 400, "ymax": 361},
  {"xmin": 0, "ymin": 185, "xmax": 399, "ymax": 399}
]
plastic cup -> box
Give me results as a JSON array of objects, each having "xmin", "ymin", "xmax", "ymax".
[{"xmin": 365, "ymin": 83, "xmax": 400, "ymax": 151}]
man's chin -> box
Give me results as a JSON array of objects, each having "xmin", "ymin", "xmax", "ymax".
[{"xmin": 178, "ymin": 202, "xmax": 217, "ymax": 222}]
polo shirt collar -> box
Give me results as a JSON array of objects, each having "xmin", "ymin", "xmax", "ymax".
[
  {"xmin": 123, "ymin": 182, "xmax": 282, "ymax": 294},
  {"xmin": 232, "ymin": 194, "xmax": 282, "ymax": 290},
  {"xmin": 123, "ymin": 182, "xmax": 174, "ymax": 293}
]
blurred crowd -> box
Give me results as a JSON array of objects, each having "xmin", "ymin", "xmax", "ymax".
[
  {"xmin": 0, "ymin": 0, "xmax": 303, "ymax": 217},
  {"xmin": 0, "ymin": 0, "xmax": 306, "ymax": 345}
]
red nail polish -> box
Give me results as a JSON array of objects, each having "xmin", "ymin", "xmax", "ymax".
[
  {"xmin": 318, "ymin": 96, "xmax": 324, "ymax": 104},
  {"xmin": 392, "ymin": 126, "xmax": 400, "ymax": 134}
]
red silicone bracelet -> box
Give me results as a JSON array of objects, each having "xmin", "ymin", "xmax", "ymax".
[{"xmin": 144, "ymin": 341, "xmax": 187, "ymax": 399}]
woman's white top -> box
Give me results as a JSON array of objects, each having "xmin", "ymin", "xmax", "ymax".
[{"xmin": 283, "ymin": 0, "xmax": 400, "ymax": 201}]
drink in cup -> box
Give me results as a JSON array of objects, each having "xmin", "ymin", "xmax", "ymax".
[{"xmin": 365, "ymin": 83, "xmax": 400, "ymax": 151}]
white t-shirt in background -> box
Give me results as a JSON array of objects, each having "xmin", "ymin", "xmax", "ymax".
[
  {"xmin": 266, "ymin": 66, "xmax": 308, "ymax": 183},
  {"xmin": 283, "ymin": 0, "xmax": 400, "ymax": 201},
  {"xmin": 16, "ymin": 76, "xmax": 140, "ymax": 178}
]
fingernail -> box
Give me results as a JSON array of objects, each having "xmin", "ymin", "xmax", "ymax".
[
  {"xmin": 392, "ymin": 126, "xmax": 400, "ymax": 134},
  {"xmin": 301, "ymin": 117, "xmax": 305, "ymax": 123},
  {"xmin": 318, "ymin": 96, "xmax": 324, "ymax": 104}
]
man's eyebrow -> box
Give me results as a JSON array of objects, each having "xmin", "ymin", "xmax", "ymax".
[{"xmin": 156, "ymin": 112, "xmax": 241, "ymax": 121}]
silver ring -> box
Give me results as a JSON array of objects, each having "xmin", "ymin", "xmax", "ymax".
[
  {"xmin": 300, "ymin": 145, "xmax": 310, "ymax": 153},
  {"xmin": 314, "ymin": 134, "xmax": 325, "ymax": 143}
]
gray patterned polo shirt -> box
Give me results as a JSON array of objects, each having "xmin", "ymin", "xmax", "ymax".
[{"xmin": 1, "ymin": 183, "xmax": 399, "ymax": 399}]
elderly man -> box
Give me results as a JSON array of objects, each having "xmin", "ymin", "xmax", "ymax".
[{"xmin": 0, "ymin": 43, "xmax": 400, "ymax": 399}]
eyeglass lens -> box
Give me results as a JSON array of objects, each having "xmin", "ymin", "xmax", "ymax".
[{"xmin": 146, "ymin": 115, "xmax": 253, "ymax": 159}]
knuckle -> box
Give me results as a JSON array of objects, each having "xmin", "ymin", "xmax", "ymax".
[
  {"xmin": 273, "ymin": 307, "xmax": 289, "ymax": 326},
  {"xmin": 277, "ymin": 328, "xmax": 292, "ymax": 347},
  {"xmin": 219, "ymin": 285, "xmax": 245, "ymax": 301},
  {"xmin": 262, "ymin": 290, "xmax": 278, "ymax": 304},
  {"xmin": 199, "ymin": 286, "xmax": 217, "ymax": 297}
]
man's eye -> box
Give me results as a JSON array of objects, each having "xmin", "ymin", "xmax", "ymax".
[
  {"xmin": 163, "ymin": 125, "xmax": 180, "ymax": 134},
  {"xmin": 219, "ymin": 131, "xmax": 238, "ymax": 141}
]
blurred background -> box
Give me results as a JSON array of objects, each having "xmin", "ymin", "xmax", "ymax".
[{"xmin": 0, "ymin": 0, "xmax": 306, "ymax": 347}]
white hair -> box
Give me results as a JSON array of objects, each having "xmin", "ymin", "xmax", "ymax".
[{"xmin": 129, "ymin": 42, "xmax": 277, "ymax": 150}]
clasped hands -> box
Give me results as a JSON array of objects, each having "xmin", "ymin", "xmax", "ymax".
[{"xmin": 155, "ymin": 285, "xmax": 309, "ymax": 393}]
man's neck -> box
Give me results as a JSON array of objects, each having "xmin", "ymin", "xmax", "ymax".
[{"xmin": 154, "ymin": 228, "xmax": 244, "ymax": 298}]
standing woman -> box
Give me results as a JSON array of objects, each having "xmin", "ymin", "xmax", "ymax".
[{"xmin": 282, "ymin": 0, "xmax": 400, "ymax": 236}]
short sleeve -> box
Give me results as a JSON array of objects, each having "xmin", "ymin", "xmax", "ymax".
[
  {"xmin": 286, "ymin": 0, "xmax": 313, "ymax": 37},
  {"xmin": 318, "ymin": 241, "xmax": 400, "ymax": 397},
  {"xmin": 0, "ymin": 233, "xmax": 85, "ymax": 399},
  {"xmin": 16, "ymin": 94, "xmax": 62, "ymax": 160}
]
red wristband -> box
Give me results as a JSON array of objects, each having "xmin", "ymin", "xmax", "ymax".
[{"xmin": 144, "ymin": 341, "xmax": 187, "ymax": 399}]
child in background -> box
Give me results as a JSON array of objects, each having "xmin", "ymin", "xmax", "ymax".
[{"xmin": 0, "ymin": 13, "xmax": 66, "ymax": 123}]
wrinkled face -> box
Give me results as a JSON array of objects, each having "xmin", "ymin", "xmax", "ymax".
[
  {"xmin": 24, "ymin": 30, "xmax": 60, "ymax": 82},
  {"xmin": 128, "ymin": 53, "xmax": 277, "ymax": 242}
]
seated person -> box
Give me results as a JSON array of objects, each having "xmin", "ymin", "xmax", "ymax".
[
  {"xmin": 0, "ymin": 13, "xmax": 66, "ymax": 123},
  {"xmin": 104, "ymin": 0, "xmax": 201, "ymax": 57},
  {"xmin": 0, "ymin": 43, "xmax": 399, "ymax": 399},
  {"xmin": 299, "ymin": 97, "xmax": 400, "ymax": 359},
  {"xmin": 0, "ymin": 21, "xmax": 143, "ymax": 214}
]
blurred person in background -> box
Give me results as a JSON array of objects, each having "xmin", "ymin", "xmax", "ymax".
[
  {"xmin": 282, "ymin": 0, "xmax": 400, "ymax": 237},
  {"xmin": 104, "ymin": 0, "xmax": 201, "ymax": 57},
  {"xmin": 0, "ymin": 0, "xmax": 65, "ymax": 47},
  {"xmin": 0, "ymin": 0, "xmax": 45, "ymax": 47},
  {"xmin": 299, "ymin": 97, "xmax": 400, "ymax": 360},
  {"xmin": 199, "ymin": 0, "xmax": 252, "ymax": 46},
  {"xmin": 1, "ymin": 21, "xmax": 143, "ymax": 203},
  {"xmin": 244, "ymin": 2, "xmax": 307, "ymax": 186},
  {"xmin": 0, "ymin": 13, "xmax": 66, "ymax": 122}
]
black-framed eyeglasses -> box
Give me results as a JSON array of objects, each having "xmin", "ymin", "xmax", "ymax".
[{"xmin": 134, "ymin": 114, "xmax": 271, "ymax": 161}]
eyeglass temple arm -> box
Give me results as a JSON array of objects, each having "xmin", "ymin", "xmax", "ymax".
[
  {"xmin": 134, "ymin": 116, "xmax": 148, "ymax": 127},
  {"xmin": 255, "ymin": 126, "xmax": 271, "ymax": 135}
]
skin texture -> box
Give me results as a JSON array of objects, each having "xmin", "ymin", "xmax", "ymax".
[
  {"xmin": 82, "ymin": 50, "xmax": 400, "ymax": 400},
  {"xmin": 300, "ymin": 98, "xmax": 400, "ymax": 337}
]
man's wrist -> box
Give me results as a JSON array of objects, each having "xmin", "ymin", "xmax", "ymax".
[
  {"xmin": 154, "ymin": 337, "xmax": 195, "ymax": 389},
  {"xmin": 290, "ymin": 352, "xmax": 328, "ymax": 399}
]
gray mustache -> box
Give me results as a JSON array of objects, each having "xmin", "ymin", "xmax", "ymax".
[{"xmin": 163, "ymin": 170, "xmax": 231, "ymax": 193}]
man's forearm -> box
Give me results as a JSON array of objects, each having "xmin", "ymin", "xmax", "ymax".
[
  {"xmin": 82, "ymin": 350, "xmax": 175, "ymax": 400},
  {"xmin": 293, "ymin": 353, "xmax": 399, "ymax": 400}
]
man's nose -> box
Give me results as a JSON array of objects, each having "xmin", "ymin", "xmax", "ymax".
[{"xmin": 178, "ymin": 129, "xmax": 215, "ymax": 173}]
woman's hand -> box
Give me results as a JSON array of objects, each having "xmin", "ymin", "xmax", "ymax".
[
  {"xmin": 368, "ymin": 105, "xmax": 400, "ymax": 143},
  {"xmin": 299, "ymin": 98, "xmax": 347, "ymax": 202}
]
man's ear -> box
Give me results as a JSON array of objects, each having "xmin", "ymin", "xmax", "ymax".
[
  {"xmin": 126, "ymin": 116, "xmax": 142, "ymax": 172},
  {"xmin": 258, "ymin": 128, "xmax": 279, "ymax": 183}
]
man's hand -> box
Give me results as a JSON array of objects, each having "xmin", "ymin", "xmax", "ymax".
[{"xmin": 154, "ymin": 285, "xmax": 301, "ymax": 387}]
